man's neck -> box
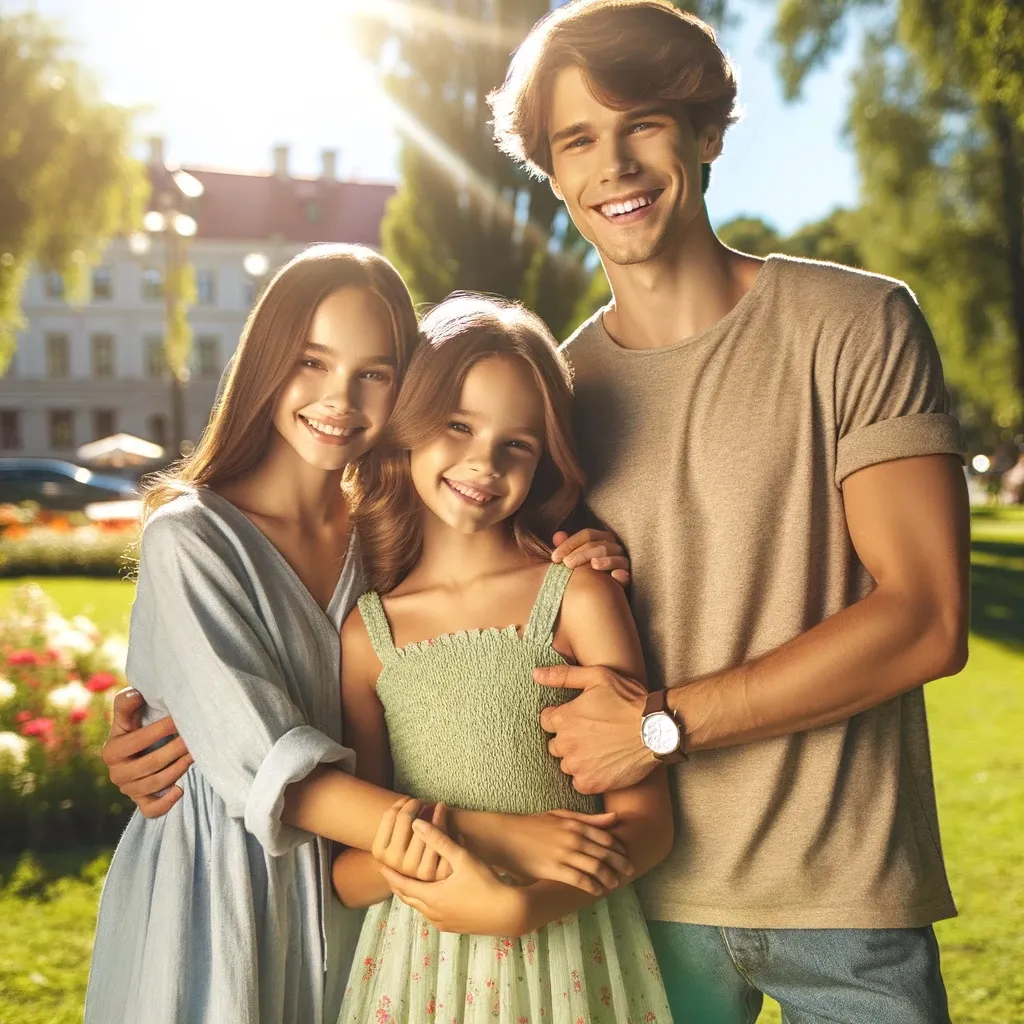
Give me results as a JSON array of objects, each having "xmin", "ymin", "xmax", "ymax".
[{"xmin": 601, "ymin": 223, "xmax": 765, "ymax": 351}]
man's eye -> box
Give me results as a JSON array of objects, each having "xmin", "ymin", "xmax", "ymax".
[
  {"xmin": 566, "ymin": 136, "xmax": 592, "ymax": 149},
  {"xmin": 629, "ymin": 121, "xmax": 658, "ymax": 133}
]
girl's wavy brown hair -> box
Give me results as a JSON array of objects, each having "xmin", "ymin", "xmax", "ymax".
[
  {"xmin": 488, "ymin": 0, "xmax": 739, "ymax": 183},
  {"xmin": 355, "ymin": 293, "xmax": 585, "ymax": 594},
  {"xmin": 142, "ymin": 244, "xmax": 419, "ymax": 522}
]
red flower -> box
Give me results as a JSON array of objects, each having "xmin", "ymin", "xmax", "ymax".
[
  {"xmin": 21, "ymin": 717, "xmax": 54, "ymax": 737},
  {"xmin": 86, "ymin": 673, "xmax": 117, "ymax": 693},
  {"xmin": 15, "ymin": 710, "xmax": 32, "ymax": 723},
  {"xmin": 70, "ymin": 707, "xmax": 89, "ymax": 724},
  {"xmin": 8, "ymin": 649, "xmax": 41, "ymax": 667}
]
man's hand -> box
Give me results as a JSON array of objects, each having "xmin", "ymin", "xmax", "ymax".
[
  {"xmin": 102, "ymin": 688, "xmax": 192, "ymax": 817},
  {"xmin": 535, "ymin": 665, "xmax": 658, "ymax": 794},
  {"xmin": 372, "ymin": 797, "xmax": 453, "ymax": 882},
  {"xmin": 551, "ymin": 529, "xmax": 630, "ymax": 585},
  {"xmin": 380, "ymin": 821, "xmax": 528, "ymax": 936}
]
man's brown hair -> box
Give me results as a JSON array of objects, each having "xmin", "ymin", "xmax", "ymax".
[{"xmin": 489, "ymin": 0, "xmax": 739, "ymax": 183}]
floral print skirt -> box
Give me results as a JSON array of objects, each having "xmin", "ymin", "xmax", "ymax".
[{"xmin": 337, "ymin": 885, "xmax": 672, "ymax": 1024}]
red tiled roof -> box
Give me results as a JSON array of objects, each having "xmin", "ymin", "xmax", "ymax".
[{"xmin": 148, "ymin": 166, "xmax": 394, "ymax": 246}]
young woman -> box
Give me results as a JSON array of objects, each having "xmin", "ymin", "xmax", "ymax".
[
  {"xmin": 333, "ymin": 294, "xmax": 674, "ymax": 1023},
  {"xmin": 87, "ymin": 246, "xmax": 632, "ymax": 1024}
]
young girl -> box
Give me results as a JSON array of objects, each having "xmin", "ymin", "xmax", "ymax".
[
  {"xmin": 87, "ymin": 246, "xmax": 633, "ymax": 1024},
  {"xmin": 333, "ymin": 294, "xmax": 674, "ymax": 1023}
]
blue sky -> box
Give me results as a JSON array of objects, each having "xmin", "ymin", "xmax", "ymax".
[{"xmin": 14, "ymin": 0, "xmax": 863, "ymax": 235}]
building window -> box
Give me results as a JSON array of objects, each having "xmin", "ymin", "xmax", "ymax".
[
  {"xmin": 243, "ymin": 280, "xmax": 257, "ymax": 308},
  {"xmin": 196, "ymin": 335, "xmax": 220, "ymax": 379},
  {"xmin": 142, "ymin": 267, "xmax": 163, "ymax": 301},
  {"xmin": 44, "ymin": 272, "xmax": 64, "ymax": 299},
  {"xmin": 92, "ymin": 266, "xmax": 113, "ymax": 300},
  {"xmin": 0, "ymin": 410, "xmax": 22, "ymax": 450},
  {"xmin": 148, "ymin": 414, "xmax": 167, "ymax": 447},
  {"xmin": 196, "ymin": 269, "xmax": 217, "ymax": 305},
  {"xmin": 49, "ymin": 410, "xmax": 74, "ymax": 449},
  {"xmin": 145, "ymin": 335, "xmax": 166, "ymax": 378},
  {"xmin": 46, "ymin": 333, "xmax": 70, "ymax": 378},
  {"xmin": 92, "ymin": 333, "xmax": 115, "ymax": 378},
  {"xmin": 93, "ymin": 409, "xmax": 116, "ymax": 439}
]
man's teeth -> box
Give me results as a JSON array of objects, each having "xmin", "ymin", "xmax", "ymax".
[
  {"xmin": 601, "ymin": 194, "xmax": 655, "ymax": 218},
  {"xmin": 446, "ymin": 479, "xmax": 493, "ymax": 503},
  {"xmin": 305, "ymin": 417, "xmax": 356, "ymax": 438}
]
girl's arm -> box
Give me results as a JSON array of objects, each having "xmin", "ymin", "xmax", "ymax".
[{"xmin": 381, "ymin": 567, "xmax": 674, "ymax": 936}]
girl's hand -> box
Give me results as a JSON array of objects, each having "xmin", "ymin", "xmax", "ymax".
[
  {"xmin": 380, "ymin": 821, "xmax": 528, "ymax": 936},
  {"xmin": 471, "ymin": 808, "xmax": 634, "ymax": 895},
  {"xmin": 551, "ymin": 529, "xmax": 630, "ymax": 585},
  {"xmin": 372, "ymin": 797, "xmax": 454, "ymax": 882}
]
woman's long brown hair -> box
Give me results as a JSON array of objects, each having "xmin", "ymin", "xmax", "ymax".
[
  {"xmin": 142, "ymin": 244, "xmax": 419, "ymax": 522},
  {"xmin": 355, "ymin": 293, "xmax": 585, "ymax": 594}
]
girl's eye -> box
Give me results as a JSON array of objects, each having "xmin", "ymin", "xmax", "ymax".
[
  {"xmin": 361, "ymin": 369, "xmax": 389, "ymax": 382},
  {"xmin": 301, "ymin": 358, "xmax": 325, "ymax": 370},
  {"xmin": 507, "ymin": 439, "xmax": 534, "ymax": 453},
  {"xmin": 447, "ymin": 421, "xmax": 471, "ymax": 434}
]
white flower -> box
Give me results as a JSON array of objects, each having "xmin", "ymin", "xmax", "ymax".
[
  {"xmin": 0, "ymin": 678, "xmax": 16, "ymax": 705},
  {"xmin": 70, "ymin": 615, "xmax": 100, "ymax": 641},
  {"xmin": 49, "ymin": 628, "xmax": 95, "ymax": 657},
  {"xmin": 42, "ymin": 611, "xmax": 71, "ymax": 643},
  {"xmin": 0, "ymin": 731, "xmax": 30, "ymax": 767},
  {"xmin": 47, "ymin": 680, "xmax": 93, "ymax": 711},
  {"xmin": 100, "ymin": 635, "xmax": 129, "ymax": 673}
]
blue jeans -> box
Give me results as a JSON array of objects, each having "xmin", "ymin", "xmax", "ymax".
[{"xmin": 647, "ymin": 922, "xmax": 951, "ymax": 1024}]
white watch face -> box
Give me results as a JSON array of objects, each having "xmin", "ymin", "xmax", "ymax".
[{"xmin": 642, "ymin": 711, "xmax": 680, "ymax": 756}]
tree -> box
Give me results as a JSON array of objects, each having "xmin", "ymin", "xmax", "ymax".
[
  {"xmin": 767, "ymin": 0, "xmax": 1024, "ymax": 442},
  {"xmin": 0, "ymin": 12, "xmax": 146, "ymax": 375},
  {"xmin": 358, "ymin": 1, "xmax": 724, "ymax": 340}
]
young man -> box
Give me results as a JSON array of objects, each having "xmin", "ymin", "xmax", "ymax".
[
  {"xmin": 484, "ymin": 1, "xmax": 970, "ymax": 1021},
  {"xmin": 104, "ymin": 1, "xmax": 970, "ymax": 1019}
]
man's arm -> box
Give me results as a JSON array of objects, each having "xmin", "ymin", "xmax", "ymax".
[{"xmin": 538, "ymin": 453, "xmax": 970, "ymax": 793}]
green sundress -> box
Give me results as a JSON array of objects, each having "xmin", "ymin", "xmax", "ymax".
[{"xmin": 337, "ymin": 562, "xmax": 673, "ymax": 1024}]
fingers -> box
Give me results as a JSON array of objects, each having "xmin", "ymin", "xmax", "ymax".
[
  {"xmin": 109, "ymin": 688, "xmax": 144, "ymax": 736},
  {"xmin": 107, "ymin": 735, "xmax": 189, "ymax": 788},
  {"xmin": 136, "ymin": 784, "xmax": 184, "ymax": 819},
  {"xmin": 410, "ymin": 819, "xmax": 465, "ymax": 870},
  {"xmin": 379, "ymin": 864, "xmax": 433, "ymax": 906},
  {"xmin": 372, "ymin": 796, "xmax": 411, "ymax": 862},
  {"xmin": 566, "ymin": 851, "xmax": 623, "ymax": 890},
  {"xmin": 560, "ymin": 541, "xmax": 623, "ymax": 570},
  {"xmin": 102, "ymin": 715, "xmax": 180, "ymax": 764},
  {"xmin": 533, "ymin": 664, "xmax": 588, "ymax": 690},
  {"xmin": 550, "ymin": 530, "xmax": 569, "ymax": 554},
  {"xmin": 118, "ymin": 752, "xmax": 194, "ymax": 800},
  {"xmin": 551, "ymin": 528, "xmax": 616, "ymax": 564},
  {"xmin": 611, "ymin": 569, "xmax": 631, "ymax": 586},
  {"xmin": 418, "ymin": 803, "xmax": 447, "ymax": 881}
]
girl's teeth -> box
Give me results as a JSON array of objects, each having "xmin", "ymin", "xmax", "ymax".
[
  {"xmin": 448, "ymin": 480, "xmax": 490, "ymax": 502},
  {"xmin": 306, "ymin": 417, "xmax": 354, "ymax": 437}
]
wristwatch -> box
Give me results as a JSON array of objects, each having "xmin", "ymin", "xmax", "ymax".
[{"xmin": 641, "ymin": 689, "xmax": 686, "ymax": 764}]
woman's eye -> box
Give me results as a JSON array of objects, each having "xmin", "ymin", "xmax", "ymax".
[
  {"xmin": 301, "ymin": 358, "xmax": 324, "ymax": 370},
  {"xmin": 361, "ymin": 370, "xmax": 388, "ymax": 381},
  {"xmin": 447, "ymin": 421, "xmax": 471, "ymax": 434}
]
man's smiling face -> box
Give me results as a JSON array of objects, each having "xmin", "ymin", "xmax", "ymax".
[{"xmin": 547, "ymin": 65, "xmax": 720, "ymax": 268}]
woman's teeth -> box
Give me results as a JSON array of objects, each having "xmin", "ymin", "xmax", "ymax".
[
  {"xmin": 303, "ymin": 416, "xmax": 357, "ymax": 438},
  {"xmin": 445, "ymin": 479, "xmax": 494, "ymax": 504},
  {"xmin": 601, "ymin": 193, "xmax": 655, "ymax": 218}
]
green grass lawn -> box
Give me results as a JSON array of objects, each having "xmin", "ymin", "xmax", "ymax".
[
  {"xmin": 1, "ymin": 510, "xmax": 1023, "ymax": 1024},
  {"xmin": 0, "ymin": 576, "xmax": 135, "ymax": 636}
]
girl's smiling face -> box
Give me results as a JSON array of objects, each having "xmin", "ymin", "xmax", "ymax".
[
  {"xmin": 410, "ymin": 355, "xmax": 546, "ymax": 535},
  {"xmin": 272, "ymin": 287, "xmax": 398, "ymax": 471}
]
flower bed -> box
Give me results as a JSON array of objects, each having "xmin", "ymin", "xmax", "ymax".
[
  {"xmin": 0, "ymin": 504, "xmax": 137, "ymax": 577},
  {"xmin": 0, "ymin": 584, "xmax": 132, "ymax": 852}
]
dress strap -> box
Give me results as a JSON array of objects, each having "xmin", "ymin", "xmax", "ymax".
[
  {"xmin": 356, "ymin": 592, "xmax": 399, "ymax": 665},
  {"xmin": 523, "ymin": 562, "xmax": 573, "ymax": 645}
]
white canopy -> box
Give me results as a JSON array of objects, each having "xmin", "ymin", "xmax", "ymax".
[{"xmin": 76, "ymin": 433, "xmax": 165, "ymax": 467}]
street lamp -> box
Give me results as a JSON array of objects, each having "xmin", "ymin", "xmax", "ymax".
[{"xmin": 130, "ymin": 168, "xmax": 205, "ymax": 458}]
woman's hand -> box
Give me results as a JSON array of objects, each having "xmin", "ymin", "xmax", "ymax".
[
  {"xmin": 372, "ymin": 797, "xmax": 453, "ymax": 882},
  {"xmin": 462, "ymin": 807, "xmax": 633, "ymax": 895},
  {"xmin": 551, "ymin": 529, "xmax": 630, "ymax": 585},
  {"xmin": 380, "ymin": 821, "xmax": 528, "ymax": 936},
  {"xmin": 101, "ymin": 689, "xmax": 193, "ymax": 817}
]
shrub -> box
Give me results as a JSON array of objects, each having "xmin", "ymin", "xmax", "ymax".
[{"xmin": 0, "ymin": 585, "xmax": 132, "ymax": 852}]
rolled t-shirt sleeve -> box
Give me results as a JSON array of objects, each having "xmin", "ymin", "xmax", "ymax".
[
  {"xmin": 834, "ymin": 284, "xmax": 966, "ymax": 486},
  {"xmin": 128, "ymin": 514, "xmax": 355, "ymax": 856}
]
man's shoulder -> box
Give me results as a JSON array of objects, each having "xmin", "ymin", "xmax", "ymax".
[
  {"xmin": 769, "ymin": 254, "xmax": 916, "ymax": 316},
  {"xmin": 560, "ymin": 305, "xmax": 607, "ymax": 356}
]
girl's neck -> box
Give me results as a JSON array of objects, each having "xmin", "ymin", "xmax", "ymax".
[
  {"xmin": 218, "ymin": 430, "xmax": 348, "ymax": 528},
  {"xmin": 413, "ymin": 513, "xmax": 529, "ymax": 589}
]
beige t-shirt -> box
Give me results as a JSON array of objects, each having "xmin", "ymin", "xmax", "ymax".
[{"xmin": 563, "ymin": 254, "xmax": 964, "ymax": 929}]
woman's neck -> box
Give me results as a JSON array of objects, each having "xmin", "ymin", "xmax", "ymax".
[{"xmin": 218, "ymin": 431, "xmax": 348, "ymax": 528}]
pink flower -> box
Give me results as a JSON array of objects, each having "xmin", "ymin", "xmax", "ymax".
[
  {"xmin": 70, "ymin": 707, "xmax": 89, "ymax": 724},
  {"xmin": 15, "ymin": 710, "xmax": 32, "ymax": 723},
  {"xmin": 8, "ymin": 649, "xmax": 41, "ymax": 667},
  {"xmin": 85, "ymin": 673, "xmax": 117, "ymax": 693},
  {"xmin": 21, "ymin": 717, "xmax": 54, "ymax": 737}
]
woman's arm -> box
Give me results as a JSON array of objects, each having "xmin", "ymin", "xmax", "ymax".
[{"xmin": 382, "ymin": 567, "xmax": 674, "ymax": 936}]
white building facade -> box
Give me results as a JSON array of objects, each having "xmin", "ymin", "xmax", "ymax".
[{"xmin": 0, "ymin": 144, "xmax": 393, "ymax": 459}]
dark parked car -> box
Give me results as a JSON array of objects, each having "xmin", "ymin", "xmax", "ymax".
[{"xmin": 0, "ymin": 458, "xmax": 137, "ymax": 511}]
